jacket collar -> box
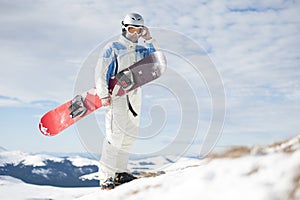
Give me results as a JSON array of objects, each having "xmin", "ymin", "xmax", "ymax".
[{"xmin": 119, "ymin": 35, "xmax": 137, "ymax": 48}]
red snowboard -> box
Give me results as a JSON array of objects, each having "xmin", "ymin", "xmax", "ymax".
[{"xmin": 39, "ymin": 51, "xmax": 166, "ymax": 136}]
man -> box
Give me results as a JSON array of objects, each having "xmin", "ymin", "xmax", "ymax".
[{"xmin": 95, "ymin": 13, "xmax": 158, "ymax": 189}]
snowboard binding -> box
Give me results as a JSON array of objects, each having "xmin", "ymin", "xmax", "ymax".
[
  {"xmin": 68, "ymin": 95, "xmax": 87, "ymax": 118},
  {"xmin": 116, "ymin": 69, "xmax": 135, "ymax": 90}
]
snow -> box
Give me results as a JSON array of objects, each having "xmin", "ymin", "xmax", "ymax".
[
  {"xmin": 80, "ymin": 172, "xmax": 99, "ymax": 181},
  {"xmin": 67, "ymin": 156, "xmax": 98, "ymax": 167},
  {"xmin": 0, "ymin": 150, "xmax": 26, "ymax": 166},
  {"xmin": 0, "ymin": 176, "xmax": 95, "ymax": 200},
  {"xmin": 257, "ymin": 134, "xmax": 300, "ymax": 154},
  {"xmin": 1, "ymin": 135, "xmax": 299, "ymax": 200},
  {"xmin": 0, "ymin": 150, "xmax": 63, "ymax": 167},
  {"xmin": 22, "ymin": 154, "xmax": 63, "ymax": 167},
  {"xmin": 76, "ymin": 147, "xmax": 300, "ymax": 200},
  {"xmin": 129, "ymin": 155, "xmax": 177, "ymax": 171},
  {"xmin": 32, "ymin": 168, "xmax": 55, "ymax": 179}
]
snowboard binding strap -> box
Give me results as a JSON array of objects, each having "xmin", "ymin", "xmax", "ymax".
[
  {"xmin": 116, "ymin": 69, "xmax": 135, "ymax": 90},
  {"xmin": 68, "ymin": 95, "xmax": 87, "ymax": 118}
]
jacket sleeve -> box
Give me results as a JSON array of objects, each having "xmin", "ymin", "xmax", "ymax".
[
  {"xmin": 95, "ymin": 44, "xmax": 117, "ymax": 99},
  {"xmin": 142, "ymin": 38, "xmax": 159, "ymax": 57}
]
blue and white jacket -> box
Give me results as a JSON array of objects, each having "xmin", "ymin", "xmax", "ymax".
[{"xmin": 96, "ymin": 35, "xmax": 157, "ymax": 98}]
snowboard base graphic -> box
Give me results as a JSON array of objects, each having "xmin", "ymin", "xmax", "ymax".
[{"xmin": 39, "ymin": 51, "xmax": 166, "ymax": 136}]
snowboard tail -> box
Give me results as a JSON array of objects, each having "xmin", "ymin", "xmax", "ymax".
[
  {"xmin": 39, "ymin": 51, "xmax": 167, "ymax": 136},
  {"xmin": 39, "ymin": 89, "xmax": 102, "ymax": 136}
]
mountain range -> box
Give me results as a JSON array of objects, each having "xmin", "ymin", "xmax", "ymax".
[{"xmin": 0, "ymin": 149, "xmax": 173, "ymax": 187}]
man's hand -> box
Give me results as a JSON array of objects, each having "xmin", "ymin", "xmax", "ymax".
[
  {"xmin": 101, "ymin": 96, "xmax": 111, "ymax": 106},
  {"xmin": 142, "ymin": 26, "xmax": 152, "ymax": 41}
]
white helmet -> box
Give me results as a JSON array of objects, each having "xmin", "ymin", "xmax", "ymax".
[{"xmin": 122, "ymin": 13, "xmax": 144, "ymax": 27}]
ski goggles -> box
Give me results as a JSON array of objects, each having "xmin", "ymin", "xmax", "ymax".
[{"xmin": 126, "ymin": 25, "xmax": 144, "ymax": 34}]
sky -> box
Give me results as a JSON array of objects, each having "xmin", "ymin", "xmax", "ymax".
[{"xmin": 0, "ymin": 0, "xmax": 299, "ymax": 155}]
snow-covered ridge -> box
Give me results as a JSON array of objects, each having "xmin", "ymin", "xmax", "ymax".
[
  {"xmin": 0, "ymin": 150, "xmax": 63, "ymax": 167},
  {"xmin": 209, "ymin": 134, "xmax": 300, "ymax": 159},
  {"xmin": 255, "ymin": 134, "xmax": 300, "ymax": 154},
  {"xmin": 0, "ymin": 149, "xmax": 99, "ymax": 167},
  {"xmin": 0, "ymin": 149, "xmax": 100, "ymax": 187}
]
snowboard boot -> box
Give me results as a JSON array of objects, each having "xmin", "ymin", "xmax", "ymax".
[
  {"xmin": 68, "ymin": 95, "xmax": 87, "ymax": 118},
  {"xmin": 114, "ymin": 172, "xmax": 137, "ymax": 186},
  {"xmin": 100, "ymin": 177, "xmax": 115, "ymax": 190},
  {"xmin": 100, "ymin": 172, "xmax": 137, "ymax": 190}
]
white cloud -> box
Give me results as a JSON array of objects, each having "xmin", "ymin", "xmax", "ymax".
[{"xmin": 0, "ymin": 0, "xmax": 299, "ymax": 152}]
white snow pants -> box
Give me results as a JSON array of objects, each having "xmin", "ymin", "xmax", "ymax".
[{"xmin": 99, "ymin": 88, "xmax": 141, "ymax": 182}]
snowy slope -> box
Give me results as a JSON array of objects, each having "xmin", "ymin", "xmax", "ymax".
[
  {"xmin": 77, "ymin": 135, "xmax": 300, "ymax": 200},
  {"xmin": 0, "ymin": 135, "xmax": 299, "ymax": 200},
  {"xmin": 0, "ymin": 176, "xmax": 95, "ymax": 200}
]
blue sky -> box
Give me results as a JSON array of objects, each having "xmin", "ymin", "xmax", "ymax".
[{"xmin": 0, "ymin": 0, "xmax": 299, "ymax": 154}]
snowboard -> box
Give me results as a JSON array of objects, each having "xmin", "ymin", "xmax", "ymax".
[{"xmin": 39, "ymin": 51, "xmax": 167, "ymax": 136}]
